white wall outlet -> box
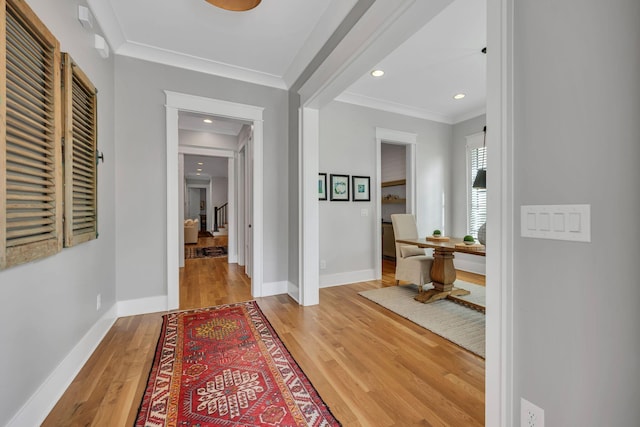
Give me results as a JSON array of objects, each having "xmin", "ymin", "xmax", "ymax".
[
  {"xmin": 320, "ymin": 260, "xmax": 326, "ymax": 269},
  {"xmin": 96, "ymin": 294, "xmax": 101, "ymax": 311},
  {"xmin": 521, "ymin": 397, "xmax": 544, "ymax": 427},
  {"xmin": 361, "ymin": 208, "xmax": 368, "ymax": 217}
]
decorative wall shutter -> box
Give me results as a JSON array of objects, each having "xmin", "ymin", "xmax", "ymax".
[
  {"xmin": 0, "ymin": 0, "xmax": 62, "ymax": 269},
  {"xmin": 62, "ymin": 53, "xmax": 98, "ymax": 247}
]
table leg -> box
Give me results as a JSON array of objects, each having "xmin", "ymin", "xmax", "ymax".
[{"xmin": 414, "ymin": 247, "xmax": 470, "ymax": 303}]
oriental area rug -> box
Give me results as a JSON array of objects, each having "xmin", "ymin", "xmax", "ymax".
[
  {"xmin": 185, "ymin": 246, "xmax": 228, "ymax": 259},
  {"xmin": 135, "ymin": 301, "xmax": 341, "ymax": 427},
  {"xmin": 359, "ymin": 280, "xmax": 485, "ymax": 358}
]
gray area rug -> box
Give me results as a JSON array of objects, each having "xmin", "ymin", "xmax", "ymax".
[{"xmin": 359, "ymin": 281, "xmax": 485, "ymax": 358}]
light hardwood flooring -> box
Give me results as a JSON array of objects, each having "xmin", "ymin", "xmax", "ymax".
[{"xmin": 43, "ymin": 247, "xmax": 485, "ymax": 426}]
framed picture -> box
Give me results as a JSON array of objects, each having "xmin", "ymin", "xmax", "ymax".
[
  {"xmin": 330, "ymin": 174, "xmax": 350, "ymax": 201},
  {"xmin": 318, "ymin": 173, "xmax": 327, "ymax": 200},
  {"xmin": 352, "ymin": 175, "xmax": 370, "ymax": 201}
]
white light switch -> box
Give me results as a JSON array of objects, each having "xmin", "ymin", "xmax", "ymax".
[
  {"xmin": 527, "ymin": 213, "xmax": 536, "ymax": 230},
  {"xmin": 538, "ymin": 213, "xmax": 550, "ymax": 231},
  {"xmin": 553, "ymin": 213, "xmax": 565, "ymax": 232},
  {"xmin": 521, "ymin": 204, "xmax": 590, "ymax": 242},
  {"xmin": 568, "ymin": 213, "xmax": 581, "ymax": 232}
]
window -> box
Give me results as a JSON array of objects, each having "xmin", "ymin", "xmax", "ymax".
[
  {"xmin": 1, "ymin": 0, "xmax": 62, "ymax": 269},
  {"xmin": 466, "ymin": 131, "xmax": 487, "ymax": 238},
  {"xmin": 62, "ymin": 53, "xmax": 98, "ymax": 247}
]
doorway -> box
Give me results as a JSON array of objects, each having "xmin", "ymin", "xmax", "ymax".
[{"xmin": 165, "ymin": 91, "xmax": 265, "ymax": 309}]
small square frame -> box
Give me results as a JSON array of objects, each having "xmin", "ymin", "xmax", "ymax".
[
  {"xmin": 352, "ymin": 175, "xmax": 370, "ymax": 201},
  {"xmin": 318, "ymin": 173, "xmax": 327, "ymax": 200},
  {"xmin": 330, "ymin": 174, "xmax": 350, "ymax": 201}
]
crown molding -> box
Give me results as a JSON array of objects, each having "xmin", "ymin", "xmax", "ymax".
[
  {"xmin": 87, "ymin": 0, "xmax": 126, "ymax": 51},
  {"xmin": 117, "ymin": 41, "xmax": 287, "ymax": 90},
  {"xmin": 453, "ymin": 107, "xmax": 487, "ymax": 124},
  {"xmin": 336, "ymin": 91, "xmax": 454, "ymax": 124}
]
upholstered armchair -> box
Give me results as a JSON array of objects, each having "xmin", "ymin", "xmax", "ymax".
[
  {"xmin": 184, "ymin": 219, "xmax": 198, "ymax": 244},
  {"xmin": 390, "ymin": 214, "xmax": 433, "ymax": 290}
]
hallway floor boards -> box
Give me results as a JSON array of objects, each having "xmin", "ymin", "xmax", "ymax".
[{"xmin": 43, "ymin": 254, "xmax": 485, "ymax": 426}]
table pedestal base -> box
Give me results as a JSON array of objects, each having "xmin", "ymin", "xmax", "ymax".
[{"xmin": 414, "ymin": 287, "xmax": 470, "ymax": 304}]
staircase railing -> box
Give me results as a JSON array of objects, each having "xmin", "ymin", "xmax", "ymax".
[{"xmin": 214, "ymin": 202, "xmax": 228, "ymax": 232}]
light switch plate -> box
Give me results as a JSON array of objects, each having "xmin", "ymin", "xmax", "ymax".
[{"xmin": 521, "ymin": 204, "xmax": 590, "ymax": 242}]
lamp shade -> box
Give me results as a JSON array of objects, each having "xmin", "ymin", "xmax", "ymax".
[{"xmin": 473, "ymin": 169, "xmax": 486, "ymax": 189}]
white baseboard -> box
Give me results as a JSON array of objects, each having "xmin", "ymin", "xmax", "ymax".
[
  {"xmin": 6, "ymin": 305, "xmax": 118, "ymax": 427},
  {"xmin": 117, "ymin": 295, "xmax": 168, "ymax": 317},
  {"xmin": 261, "ymin": 280, "xmax": 288, "ymax": 297},
  {"xmin": 454, "ymin": 253, "xmax": 486, "ymax": 275},
  {"xmin": 287, "ymin": 282, "xmax": 300, "ymax": 303},
  {"xmin": 320, "ymin": 269, "xmax": 376, "ymax": 288}
]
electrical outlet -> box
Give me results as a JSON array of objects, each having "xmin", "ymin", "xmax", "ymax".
[
  {"xmin": 96, "ymin": 294, "xmax": 101, "ymax": 311},
  {"xmin": 320, "ymin": 260, "xmax": 326, "ymax": 269},
  {"xmin": 521, "ymin": 398, "xmax": 544, "ymax": 427}
]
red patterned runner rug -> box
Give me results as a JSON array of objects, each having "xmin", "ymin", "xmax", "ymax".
[{"xmin": 135, "ymin": 301, "xmax": 341, "ymax": 426}]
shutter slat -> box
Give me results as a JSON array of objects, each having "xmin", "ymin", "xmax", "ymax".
[
  {"xmin": 7, "ymin": 143, "xmax": 54, "ymax": 164},
  {"xmin": 6, "ymin": 225, "xmax": 55, "ymax": 240},
  {"xmin": 7, "ymin": 154, "xmax": 54, "ymax": 173}
]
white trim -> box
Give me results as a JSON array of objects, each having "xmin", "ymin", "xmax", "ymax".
[
  {"xmin": 117, "ymin": 41, "xmax": 287, "ymax": 90},
  {"xmin": 299, "ymin": 0, "xmax": 452, "ymax": 108},
  {"xmin": 485, "ymin": 0, "xmax": 514, "ymax": 425},
  {"xmin": 375, "ymin": 127, "xmax": 417, "ymax": 280},
  {"xmin": 6, "ymin": 305, "xmax": 118, "ymax": 427},
  {"xmin": 165, "ymin": 91, "xmax": 264, "ymax": 307},
  {"xmin": 300, "ymin": 108, "xmax": 320, "ymax": 306},
  {"xmin": 336, "ymin": 92, "xmax": 454, "ymax": 124},
  {"xmin": 117, "ymin": 296, "xmax": 168, "ymax": 317},
  {"xmin": 86, "ymin": 0, "xmax": 125, "ymax": 51},
  {"xmin": 261, "ymin": 281, "xmax": 289, "ymax": 297},
  {"xmin": 287, "ymin": 282, "xmax": 301, "ymax": 304},
  {"xmin": 179, "ymin": 146, "xmax": 235, "ymax": 158},
  {"xmin": 319, "ymin": 269, "xmax": 376, "ymax": 288}
]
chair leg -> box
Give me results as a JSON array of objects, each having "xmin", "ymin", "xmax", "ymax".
[{"xmin": 395, "ymin": 279, "xmax": 400, "ymax": 286}]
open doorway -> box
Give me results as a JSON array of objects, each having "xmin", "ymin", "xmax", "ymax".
[{"xmin": 165, "ymin": 91, "xmax": 265, "ymax": 310}]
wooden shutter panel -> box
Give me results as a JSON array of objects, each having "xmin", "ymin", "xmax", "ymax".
[
  {"xmin": 0, "ymin": 0, "xmax": 62, "ymax": 269},
  {"xmin": 62, "ymin": 53, "xmax": 98, "ymax": 247}
]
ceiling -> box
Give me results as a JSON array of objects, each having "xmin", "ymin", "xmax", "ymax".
[{"xmin": 89, "ymin": 0, "xmax": 486, "ymax": 125}]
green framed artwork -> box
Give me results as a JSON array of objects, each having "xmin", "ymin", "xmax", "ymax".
[
  {"xmin": 352, "ymin": 175, "xmax": 370, "ymax": 201},
  {"xmin": 330, "ymin": 174, "xmax": 349, "ymax": 201},
  {"xmin": 318, "ymin": 173, "xmax": 327, "ymax": 200}
]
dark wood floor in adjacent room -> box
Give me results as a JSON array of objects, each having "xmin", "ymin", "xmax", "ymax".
[{"xmin": 43, "ymin": 246, "xmax": 486, "ymax": 426}]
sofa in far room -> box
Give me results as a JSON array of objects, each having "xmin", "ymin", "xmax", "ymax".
[{"xmin": 184, "ymin": 219, "xmax": 198, "ymax": 244}]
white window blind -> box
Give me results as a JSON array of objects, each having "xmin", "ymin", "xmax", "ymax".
[{"xmin": 466, "ymin": 131, "xmax": 487, "ymax": 238}]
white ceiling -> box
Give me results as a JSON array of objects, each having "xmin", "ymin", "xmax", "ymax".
[
  {"xmin": 184, "ymin": 154, "xmax": 228, "ymax": 180},
  {"xmin": 89, "ymin": 0, "xmax": 486, "ymax": 125}
]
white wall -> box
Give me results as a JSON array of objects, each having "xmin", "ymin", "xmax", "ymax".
[
  {"xmin": 451, "ymin": 115, "xmax": 485, "ymax": 237},
  {"xmin": 0, "ymin": 1, "xmax": 116, "ymax": 424},
  {"xmin": 114, "ymin": 56, "xmax": 289, "ymax": 301},
  {"xmin": 211, "ymin": 178, "xmax": 228, "ymax": 212},
  {"xmin": 512, "ymin": 0, "xmax": 640, "ymax": 424},
  {"xmin": 319, "ymin": 101, "xmax": 451, "ymax": 281}
]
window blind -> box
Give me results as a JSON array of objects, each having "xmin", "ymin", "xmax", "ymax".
[
  {"xmin": 1, "ymin": 0, "xmax": 62, "ymax": 269},
  {"xmin": 469, "ymin": 145, "xmax": 487, "ymax": 238},
  {"xmin": 62, "ymin": 53, "xmax": 98, "ymax": 247}
]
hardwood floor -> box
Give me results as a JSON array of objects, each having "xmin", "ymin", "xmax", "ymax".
[{"xmin": 43, "ymin": 252, "xmax": 485, "ymax": 426}]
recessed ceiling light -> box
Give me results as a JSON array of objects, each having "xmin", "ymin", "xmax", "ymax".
[
  {"xmin": 203, "ymin": 119, "xmax": 213, "ymax": 123},
  {"xmin": 197, "ymin": 162, "xmax": 203, "ymax": 165},
  {"xmin": 197, "ymin": 168, "xmax": 202, "ymax": 172},
  {"xmin": 453, "ymin": 93, "xmax": 466, "ymax": 100},
  {"xmin": 371, "ymin": 69, "xmax": 385, "ymax": 77},
  {"xmin": 196, "ymin": 173, "xmax": 201, "ymax": 175}
]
